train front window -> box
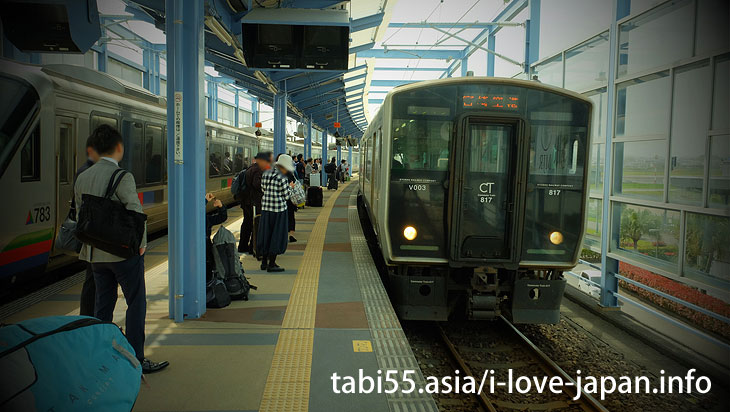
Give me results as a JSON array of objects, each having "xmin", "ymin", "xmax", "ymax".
[
  {"xmin": 391, "ymin": 118, "xmax": 452, "ymax": 170},
  {"xmin": 0, "ymin": 75, "xmax": 39, "ymax": 178}
]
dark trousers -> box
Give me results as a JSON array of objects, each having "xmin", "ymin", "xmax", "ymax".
[
  {"xmin": 239, "ymin": 203, "xmax": 254, "ymax": 251},
  {"xmin": 92, "ymin": 255, "xmax": 147, "ymax": 362},
  {"xmin": 79, "ymin": 263, "xmax": 95, "ymax": 316},
  {"xmin": 287, "ymin": 200, "xmax": 296, "ymax": 232}
]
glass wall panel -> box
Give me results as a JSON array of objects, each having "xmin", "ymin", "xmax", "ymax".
[
  {"xmin": 615, "ymin": 71, "xmax": 670, "ymax": 138},
  {"xmin": 564, "ymin": 32, "xmax": 609, "ymax": 92},
  {"xmin": 586, "ymin": 88, "xmax": 608, "ymax": 143},
  {"xmin": 615, "ymin": 140, "xmax": 666, "ymax": 202},
  {"xmin": 589, "ymin": 143, "xmax": 604, "ymax": 194},
  {"xmin": 695, "ymin": 0, "xmax": 730, "ymax": 56},
  {"xmin": 585, "ymin": 197, "xmax": 603, "ymax": 241},
  {"xmin": 669, "ymin": 62, "xmax": 711, "ymax": 206},
  {"xmin": 614, "ymin": 202, "xmax": 680, "ymax": 269},
  {"xmin": 712, "ymin": 56, "xmax": 729, "ymax": 131},
  {"xmin": 617, "ymin": 0, "xmax": 694, "ymax": 77},
  {"xmin": 709, "ymin": 135, "xmax": 730, "ymax": 209},
  {"xmin": 531, "ymin": 54, "xmax": 563, "ymax": 87},
  {"xmin": 684, "ymin": 213, "xmax": 730, "ymax": 284}
]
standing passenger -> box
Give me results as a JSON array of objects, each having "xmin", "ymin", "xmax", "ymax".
[
  {"xmin": 304, "ymin": 158, "xmax": 313, "ymax": 188},
  {"xmin": 257, "ymin": 154, "xmax": 295, "ymax": 272},
  {"xmin": 238, "ymin": 152, "xmax": 271, "ymax": 254},
  {"xmin": 74, "ymin": 125, "xmax": 168, "ymax": 374},
  {"xmin": 77, "ymin": 135, "xmax": 99, "ymax": 317}
]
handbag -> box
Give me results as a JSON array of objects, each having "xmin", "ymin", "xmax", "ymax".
[
  {"xmin": 290, "ymin": 180, "xmax": 306, "ymax": 205},
  {"xmin": 75, "ymin": 169, "xmax": 147, "ymax": 259},
  {"xmin": 54, "ymin": 206, "xmax": 82, "ymax": 255}
]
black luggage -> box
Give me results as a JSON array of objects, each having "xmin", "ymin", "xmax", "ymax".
[
  {"xmin": 306, "ymin": 186, "xmax": 323, "ymax": 207},
  {"xmin": 212, "ymin": 226, "xmax": 254, "ymax": 301},
  {"xmin": 327, "ymin": 173, "xmax": 338, "ymax": 190},
  {"xmin": 206, "ymin": 276, "xmax": 231, "ymax": 308}
]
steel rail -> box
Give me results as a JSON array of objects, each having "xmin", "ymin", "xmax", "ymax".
[
  {"xmin": 499, "ymin": 316, "xmax": 610, "ymax": 412},
  {"xmin": 438, "ymin": 325, "xmax": 498, "ymax": 412}
]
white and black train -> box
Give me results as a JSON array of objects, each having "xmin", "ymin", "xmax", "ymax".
[{"xmin": 359, "ymin": 77, "xmax": 592, "ymax": 323}]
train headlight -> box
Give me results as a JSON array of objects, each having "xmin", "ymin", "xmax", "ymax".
[
  {"xmin": 549, "ymin": 231, "xmax": 564, "ymax": 245},
  {"xmin": 403, "ymin": 226, "xmax": 417, "ymax": 241}
]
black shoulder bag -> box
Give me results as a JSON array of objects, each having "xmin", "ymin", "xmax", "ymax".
[{"xmin": 75, "ymin": 169, "xmax": 147, "ymax": 259}]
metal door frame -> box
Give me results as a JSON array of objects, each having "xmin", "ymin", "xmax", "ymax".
[
  {"xmin": 55, "ymin": 116, "xmax": 76, "ymax": 237},
  {"xmin": 448, "ymin": 113, "xmax": 525, "ymax": 266}
]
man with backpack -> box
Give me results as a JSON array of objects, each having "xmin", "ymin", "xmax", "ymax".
[
  {"xmin": 236, "ymin": 152, "xmax": 271, "ymax": 254},
  {"xmin": 74, "ymin": 125, "xmax": 168, "ymax": 374}
]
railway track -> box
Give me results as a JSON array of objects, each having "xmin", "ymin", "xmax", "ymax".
[{"xmin": 437, "ymin": 317, "xmax": 609, "ymax": 412}]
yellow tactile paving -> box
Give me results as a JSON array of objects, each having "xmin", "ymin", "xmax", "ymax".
[{"xmin": 259, "ymin": 182, "xmax": 351, "ymax": 412}]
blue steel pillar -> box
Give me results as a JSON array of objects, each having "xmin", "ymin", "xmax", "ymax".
[
  {"xmin": 165, "ymin": 0, "xmax": 206, "ymax": 321},
  {"xmin": 486, "ymin": 34, "xmax": 496, "ymax": 76},
  {"xmin": 305, "ymin": 116, "xmax": 313, "ymax": 160},
  {"xmin": 321, "ymin": 130, "xmax": 328, "ymax": 186},
  {"xmin": 97, "ymin": 26, "xmax": 108, "ymax": 72},
  {"xmin": 273, "ymin": 83, "xmax": 287, "ymax": 157},
  {"xmin": 337, "ymin": 144, "xmax": 342, "ymax": 164},
  {"xmin": 598, "ymin": 0, "xmax": 630, "ymax": 309},
  {"xmin": 252, "ymin": 98, "xmax": 259, "ymax": 125},
  {"xmin": 524, "ymin": 0, "xmax": 541, "ymax": 74},
  {"xmin": 143, "ymin": 49, "xmax": 161, "ymax": 95},
  {"xmin": 461, "ymin": 57, "xmax": 469, "ymax": 77},
  {"xmin": 234, "ymin": 90, "xmax": 240, "ymax": 127},
  {"xmin": 207, "ymin": 79, "xmax": 218, "ymax": 121}
]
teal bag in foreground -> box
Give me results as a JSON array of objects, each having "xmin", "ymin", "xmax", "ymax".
[{"xmin": 0, "ymin": 316, "xmax": 142, "ymax": 411}]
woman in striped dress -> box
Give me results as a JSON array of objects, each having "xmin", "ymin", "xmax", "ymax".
[{"xmin": 257, "ymin": 154, "xmax": 295, "ymax": 272}]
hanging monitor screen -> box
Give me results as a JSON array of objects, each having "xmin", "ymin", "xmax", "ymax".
[{"xmin": 462, "ymin": 95, "xmax": 519, "ymax": 110}]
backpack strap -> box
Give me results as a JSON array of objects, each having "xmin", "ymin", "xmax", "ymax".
[{"xmin": 104, "ymin": 169, "xmax": 129, "ymax": 199}]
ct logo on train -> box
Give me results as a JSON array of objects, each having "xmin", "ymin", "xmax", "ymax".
[{"xmin": 478, "ymin": 182, "xmax": 495, "ymax": 204}]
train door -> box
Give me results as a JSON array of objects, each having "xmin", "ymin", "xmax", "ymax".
[
  {"xmin": 450, "ymin": 118, "xmax": 519, "ymax": 262},
  {"xmin": 55, "ymin": 117, "xmax": 75, "ymax": 241}
]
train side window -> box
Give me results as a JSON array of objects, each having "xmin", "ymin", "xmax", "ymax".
[
  {"xmin": 121, "ymin": 120, "xmax": 145, "ymax": 183},
  {"xmin": 243, "ymin": 147, "xmax": 251, "ymax": 170},
  {"xmin": 209, "ymin": 143, "xmax": 222, "ymax": 176},
  {"xmin": 21, "ymin": 125, "xmax": 41, "ymax": 182},
  {"xmin": 222, "ymin": 145, "xmax": 234, "ymax": 175},
  {"xmin": 145, "ymin": 124, "xmax": 163, "ymax": 184},
  {"xmin": 90, "ymin": 113, "xmax": 118, "ymax": 131}
]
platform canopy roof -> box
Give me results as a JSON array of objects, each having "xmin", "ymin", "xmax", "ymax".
[
  {"xmin": 359, "ymin": 0, "xmax": 531, "ymax": 119},
  {"xmin": 100, "ymin": 0, "xmax": 399, "ymax": 139},
  {"xmin": 100, "ymin": 0, "xmax": 530, "ymax": 138}
]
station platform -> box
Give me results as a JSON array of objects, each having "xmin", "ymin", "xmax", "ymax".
[{"xmin": 1, "ymin": 179, "xmax": 438, "ymax": 412}]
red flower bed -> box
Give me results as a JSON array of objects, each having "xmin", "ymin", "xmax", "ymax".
[{"xmin": 619, "ymin": 262, "xmax": 730, "ymax": 341}]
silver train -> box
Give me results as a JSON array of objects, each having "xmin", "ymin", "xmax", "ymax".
[
  {"xmin": 359, "ymin": 77, "xmax": 592, "ymax": 323},
  {"xmin": 0, "ymin": 60, "xmax": 356, "ymax": 283}
]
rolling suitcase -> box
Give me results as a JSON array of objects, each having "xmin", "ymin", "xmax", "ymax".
[{"xmin": 306, "ymin": 186, "xmax": 323, "ymax": 207}]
